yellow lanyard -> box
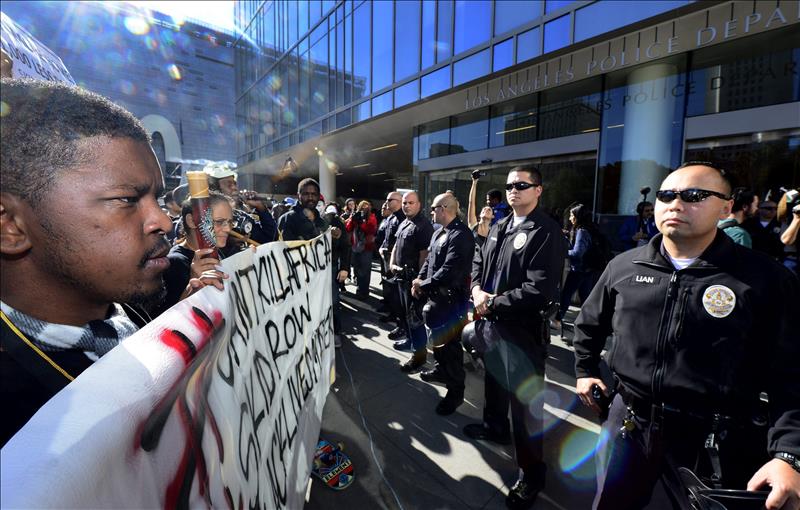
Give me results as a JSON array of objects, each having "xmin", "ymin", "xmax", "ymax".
[{"xmin": 0, "ymin": 310, "xmax": 74, "ymax": 381}]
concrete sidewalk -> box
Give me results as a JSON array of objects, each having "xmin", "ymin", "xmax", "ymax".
[{"xmin": 305, "ymin": 268, "xmax": 602, "ymax": 510}]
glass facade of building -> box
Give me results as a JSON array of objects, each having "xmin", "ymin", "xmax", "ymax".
[
  {"xmin": 233, "ymin": 0, "xmax": 693, "ymax": 165},
  {"xmin": 235, "ymin": 1, "xmax": 799, "ymax": 239}
]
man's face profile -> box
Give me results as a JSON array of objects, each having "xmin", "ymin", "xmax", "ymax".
[{"xmin": 28, "ymin": 138, "xmax": 173, "ymax": 306}]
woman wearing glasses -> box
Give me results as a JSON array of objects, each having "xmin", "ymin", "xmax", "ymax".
[{"xmin": 153, "ymin": 192, "xmax": 237, "ymax": 316}]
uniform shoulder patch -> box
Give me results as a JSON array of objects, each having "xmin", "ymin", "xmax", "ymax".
[{"xmin": 702, "ymin": 285, "xmax": 736, "ymax": 318}]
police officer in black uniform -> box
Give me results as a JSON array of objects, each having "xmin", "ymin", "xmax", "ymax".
[
  {"xmin": 466, "ymin": 166, "xmax": 567, "ymax": 510},
  {"xmin": 411, "ymin": 193, "xmax": 475, "ymax": 415},
  {"xmin": 573, "ymin": 162, "xmax": 800, "ymax": 510},
  {"xmin": 380, "ymin": 191, "xmax": 406, "ymax": 328},
  {"xmin": 389, "ymin": 191, "xmax": 433, "ymax": 372}
]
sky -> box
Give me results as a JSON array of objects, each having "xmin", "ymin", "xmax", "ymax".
[{"xmin": 122, "ymin": 1, "xmax": 235, "ymax": 32}]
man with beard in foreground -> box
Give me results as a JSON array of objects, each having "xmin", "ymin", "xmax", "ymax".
[{"xmin": 0, "ymin": 79, "xmax": 174, "ymax": 446}]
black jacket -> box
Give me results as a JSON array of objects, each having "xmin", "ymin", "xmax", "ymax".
[
  {"xmin": 328, "ymin": 215, "xmax": 352, "ymax": 274},
  {"xmin": 393, "ymin": 214, "xmax": 434, "ymax": 274},
  {"xmin": 472, "ymin": 207, "xmax": 566, "ymax": 324},
  {"xmin": 277, "ymin": 203, "xmax": 328, "ymax": 241},
  {"xmin": 573, "ymin": 232, "xmax": 800, "ymax": 455},
  {"xmin": 380, "ymin": 209, "xmax": 406, "ymax": 253},
  {"xmin": 419, "ymin": 217, "xmax": 475, "ymax": 299}
]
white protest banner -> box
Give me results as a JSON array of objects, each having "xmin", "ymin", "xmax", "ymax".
[
  {"xmin": 1, "ymin": 232, "xmax": 334, "ymax": 509},
  {"xmin": 0, "ymin": 12, "xmax": 76, "ymax": 84}
]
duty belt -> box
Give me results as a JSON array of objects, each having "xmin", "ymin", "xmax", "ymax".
[{"xmin": 617, "ymin": 384, "xmax": 735, "ymax": 424}]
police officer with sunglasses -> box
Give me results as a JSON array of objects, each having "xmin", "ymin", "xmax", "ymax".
[
  {"xmin": 467, "ymin": 166, "xmax": 567, "ymax": 509},
  {"xmin": 573, "ymin": 162, "xmax": 800, "ymax": 509}
]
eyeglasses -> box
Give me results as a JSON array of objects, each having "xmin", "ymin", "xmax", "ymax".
[
  {"xmin": 213, "ymin": 219, "xmax": 234, "ymax": 228},
  {"xmin": 655, "ymin": 188, "xmax": 731, "ymax": 203},
  {"xmin": 430, "ymin": 204, "xmax": 445, "ymax": 212},
  {"xmin": 505, "ymin": 181, "xmax": 540, "ymax": 191}
]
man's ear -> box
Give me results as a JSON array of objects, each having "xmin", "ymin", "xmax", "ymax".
[
  {"xmin": 185, "ymin": 213, "xmax": 196, "ymax": 229},
  {"xmin": 0, "ymin": 193, "xmax": 33, "ymax": 256},
  {"xmin": 719, "ymin": 199, "xmax": 733, "ymax": 220}
]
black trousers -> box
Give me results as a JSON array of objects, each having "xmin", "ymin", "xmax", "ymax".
[
  {"xmin": 397, "ymin": 280, "xmax": 427, "ymax": 350},
  {"xmin": 593, "ymin": 394, "xmax": 769, "ymax": 510},
  {"xmin": 482, "ymin": 322, "xmax": 547, "ymax": 484},
  {"xmin": 428, "ymin": 320, "xmax": 466, "ymax": 397}
]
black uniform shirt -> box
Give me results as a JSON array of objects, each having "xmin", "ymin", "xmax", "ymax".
[
  {"xmin": 419, "ymin": 217, "xmax": 475, "ymax": 297},
  {"xmin": 381, "ymin": 209, "xmax": 406, "ymax": 253},
  {"xmin": 472, "ymin": 207, "xmax": 566, "ymax": 323},
  {"xmin": 392, "ymin": 213, "xmax": 434, "ymax": 272}
]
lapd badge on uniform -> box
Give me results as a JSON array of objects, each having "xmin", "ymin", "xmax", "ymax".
[
  {"xmin": 702, "ymin": 285, "xmax": 736, "ymax": 318},
  {"xmin": 513, "ymin": 232, "xmax": 527, "ymax": 249}
]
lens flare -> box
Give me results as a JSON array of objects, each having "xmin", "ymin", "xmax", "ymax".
[
  {"xmin": 166, "ymin": 64, "xmax": 182, "ymax": 81},
  {"xmin": 313, "ymin": 91, "xmax": 326, "ymax": 104},
  {"xmin": 282, "ymin": 111, "xmax": 295, "ymax": 124},
  {"xmin": 0, "ymin": 101, "xmax": 10, "ymax": 118},
  {"xmin": 558, "ymin": 428, "xmax": 608, "ymax": 478},
  {"xmin": 268, "ymin": 74, "xmax": 281, "ymax": 91},
  {"xmin": 213, "ymin": 114, "xmax": 225, "ymax": 127},
  {"xmin": 119, "ymin": 80, "xmax": 136, "ymax": 95},
  {"xmin": 144, "ymin": 36, "xmax": 158, "ymax": 50},
  {"xmin": 123, "ymin": 16, "xmax": 150, "ymax": 35}
]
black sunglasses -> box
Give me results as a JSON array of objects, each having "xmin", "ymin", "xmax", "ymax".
[
  {"xmin": 505, "ymin": 181, "xmax": 540, "ymax": 191},
  {"xmin": 655, "ymin": 188, "xmax": 731, "ymax": 203}
]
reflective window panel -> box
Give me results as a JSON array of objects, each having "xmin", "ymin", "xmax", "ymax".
[
  {"xmin": 450, "ymin": 108, "xmax": 489, "ymax": 153},
  {"xmin": 454, "ymin": 0, "xmax": 490, "ymax": 55},
  {"xmin": 543, "ymin": 14, "xmax": 570, "ymax": 54},
  {"xmin": 517, "ymin": 27, "xmax": 541, "ymax": 64},
  {"xmin": 494, "ymin": 0, "xmax": 543, "ymax": 36},
  {"xmin": 454, "ymin": 48, "xmax": 490, "ymax": 87},
  {"xmin": 421, "ymin": 66, "xmax": 451, "ymax": 97},
  {"xmin": 493, "ymin": 38, "xmax": 514, "ymax": 73}
]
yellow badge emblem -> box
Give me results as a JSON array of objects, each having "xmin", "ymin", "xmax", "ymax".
[{"xmin": 702, "ymin": 285, "xmax": 736, "ymax": 318}]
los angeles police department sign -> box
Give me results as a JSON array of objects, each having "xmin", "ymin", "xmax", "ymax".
[{"xmin": 464, "ymin": 0, "xmax": 798, "ymax": 110}]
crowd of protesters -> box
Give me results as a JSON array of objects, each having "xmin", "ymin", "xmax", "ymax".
[{"xmin": 2, "ymin": 77, "xmax": 799, "ymax": 510}]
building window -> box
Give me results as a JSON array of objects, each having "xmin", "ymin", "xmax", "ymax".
[
  {"xmin": 353, "ymin": 100, "xmax": 370, "ymax": 123},
  {"xmin": 372, "ymin": 0, "xmax": 393, "ymax": 91},
  {"xmin": 454, "ymin": 0, "xmax": 490, "ymax": 55},
  {"xmin": 395, "ymin": 79, "xmax": 420, "ymax": 108},
  {"xmin": 418, "ymin": 118, "xmax": 450, "ymax": 159},
  {"xmin": 450, "ymin": 108, "xmax": 489, "ymax": 153},
  {"xmin": 436, "ymin": 0, "xmax": 453, "ymax": 63},
  {"xmin": 574, "ymin": 0, "xmax": 689, "ymax": 43},
  {"xmin": 686, "ymin": 27, "xmax": 800, "ymax": 117},
  {"xmin": 493, "ymin": 38, "xmax": 514, "ymax": 72},
  {"xmin": 372, "ymin": 90, "xmax": 393, "ymax": 116},
  {"xmin": 543, "ymin": 14, "xmax": 570, "ymax": 54},
  {"xmin": 494, "ymin": 0, "xmax": 542, "ymax": 36},
  {"xmin": 454, "ymin": 48, "xmax": 490, "ymax": 87},
  {"xmin": 490, "ymin": 93, "xmax": 538, "ymax": 148},
  {"xmin": 395, "ymin": 0, "xmax": 421, "ymax": 81},
  {"xmin": 538, "ymin": 77, "xmax": 602, "ymax": 140},
  {"xmin": 544, "ymin": 0, "xmax": 572, "ymax": 14},
  {"xmin": 517, "ymin": 27, "xmax": 541, "ymax": 64},
  {"xmin": 421, "ymin": 66, "xmax": 451, "ymax": 98},
  {"xmin": 353, "ymin": 1, "xmax": 371, "ymax": 97},
  {"xmin": 421, "ymin": 0, "xmax": 436, "ymax": 69}
]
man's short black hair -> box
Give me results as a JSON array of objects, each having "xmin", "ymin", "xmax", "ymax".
[
  {"xmin": 486, "ymin": 189, "xmax": 503, "ymax": 202},
  {"xmin": 1, "ymin": 78, "xmax": 150, "ymax": 204},
  {"xmin": 297, "ymin": 177, "xmax": 320, "ymax": 193},
  {"xmin": 509, "ymin": 165, "xmax": 543, "ymax": 185},
  {"xmin": 676, "ymin": 160, "xmax": 732, "ymax": 195},
  {"xmin": 730, "ymin": 187, "xmax": 756, "ymax": 213}
]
